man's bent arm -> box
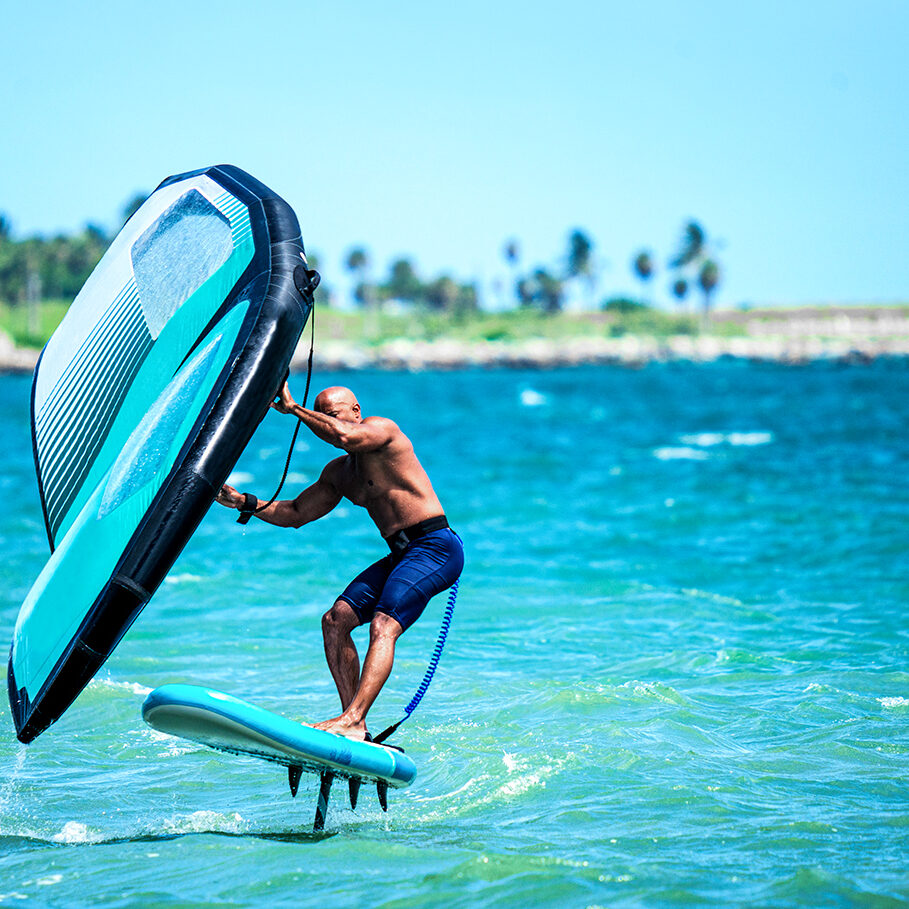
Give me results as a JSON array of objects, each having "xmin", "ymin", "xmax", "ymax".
[{"xmin": 291, "ymin": 407, "xmax": 395, "ymax": 453}]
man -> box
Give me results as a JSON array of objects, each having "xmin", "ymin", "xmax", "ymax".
[{"xmin": 216, "ymin": 383, "xmax": 463, "ymax": 741}]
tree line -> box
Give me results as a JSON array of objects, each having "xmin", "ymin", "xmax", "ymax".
[
  {"xmin": 0, "ymin": 196, "xmax": 722, "ymax": 324},
  {"xmin": 329, "ymin": 217, "xmax": 722, "ymax": 322},
  {"xmin": 0, "ymin": 195, "xmax": 145, "ymax": 308},
  {"xmin": 338, "ymin": 248, "xmax": 479, "ymax": 317},
  {"xmin": 501, "ymin": 220, "xmax": 722, "ymax": 319}
]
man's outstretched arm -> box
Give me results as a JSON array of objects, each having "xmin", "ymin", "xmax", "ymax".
[{"xmin": 216, "ymin": 466, "xmax": 342, "ymax": 528}]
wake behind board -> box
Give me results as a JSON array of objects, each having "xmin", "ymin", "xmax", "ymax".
[
  {"xmin": 143, "ymin": 685, "xmax": 416, "ymax": 829},
  {"xmin": 8, "ymin": 165, "xmax": 319, "ymax": 743}
]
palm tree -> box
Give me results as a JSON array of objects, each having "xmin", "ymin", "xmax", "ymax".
[
  {"xmin": 344, "ymin": 247, "xmax": 371, "ymax": 307},
  {"xmin": 345, "ymin": 247, "xmax": 368, "ymax": 278},
  {"xmin": 668, "ymin": 220, "xmax": 724, "ymax": 328},
  {"xmin": 425, "ymin": 276, "xmax": 459, "ymax": 311},
  {"xmin": 516, "ymin": 276, "xmax": 536, "ymax": 308},
  {"xmin": 534, "ymin": 268, "xmax": 564, "ymax": 314},
  {"xmin": 632, "ymin": 250, "xmax": 654, "ymax": 304},
  {"xmin": 669, "ymin": 221, "xmax": 705, "ymax": 268},
  {"xmin": 698, "ymin": 260, "xmax": 720, "ymax": 330},
  {"xmin": 345, "ymin": 246, "xmax": 378, "ymax": 338},
  {"xmin": 385, "ymin": 258, "xmax": 422, "ymax": 303},
  {"xmin": 503, "ymin": 239, "xmax": 520, "ymax": 308},
  {"xmin": 566, "ymin": 229, "xmax": 595, "ymax": 307},
  {"xmin": 25, "ymin": 245, "xmax": 42, "ymax": 338},
  {"xmin": 671, "ymin": 278, "xmax": 689, "ymax": 308},
  {"xmin": 567, "ymin": 230, "xmax": 592, "ymax": 277}
]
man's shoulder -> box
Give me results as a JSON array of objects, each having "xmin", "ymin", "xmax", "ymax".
[
  {"xmin": 362, "ymin": 415, "xmax": 408, "ymax": 446},
  {"xmin": 362, "ymin": 415, "xmax": 399, "ymax": 432}
]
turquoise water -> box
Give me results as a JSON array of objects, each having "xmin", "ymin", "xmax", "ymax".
[{"xmin": 1, "ymin": 361, "xmax": 907, "ymax": 907}]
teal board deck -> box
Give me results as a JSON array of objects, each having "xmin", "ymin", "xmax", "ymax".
[{"xmin": 142, "ymin": 684, "xmax": 417, "ymax": 788}]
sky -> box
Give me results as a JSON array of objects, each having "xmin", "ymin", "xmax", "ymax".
[{"xmin": 2, "ymin": 1, "xmax": 907, "ymax": 309}]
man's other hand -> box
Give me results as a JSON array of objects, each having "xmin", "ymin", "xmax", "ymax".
[
  {"xmin": 271, "ymin": 381, "xmax": 297, "ymax": 415},
  {"xmin": 216, "ymin": 484, "xmax": 244, "ymax": 509}
]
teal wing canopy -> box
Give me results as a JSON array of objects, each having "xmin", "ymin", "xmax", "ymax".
[{"xmin": 10, "ymin": 165, "xmax": 317, "ymax": 743}]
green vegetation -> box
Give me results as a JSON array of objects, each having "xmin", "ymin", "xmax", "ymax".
[
  {"xmin": 315, "ymin": 304, "xmax": 719, "ymax": 347},
  {"xmin": 0, "ymin": 193, "xmax": 732, "ymax": 350},
  {"xmin": 0, "ymin": 215, "xmax": 110, "ymax": 307},
  {"xmin": 0, "ymin": 300, "xmax": 70, "ymax": 348},
  {"xmin": 0, "ymin": 297, "xmax": 726, "ymax": 352},
  {"xmin": 0, "ymin": 197, "xmax": 136, "ymax": 348}
]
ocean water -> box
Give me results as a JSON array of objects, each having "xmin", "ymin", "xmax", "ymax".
[{"xmin": 0, "ymin": 360, "xmax": 907, "ymax": 907}]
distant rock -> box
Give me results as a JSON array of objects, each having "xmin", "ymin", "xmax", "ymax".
[{"xmin": 0, "ymin": 331, "xmax": 40, "ymax": 372}]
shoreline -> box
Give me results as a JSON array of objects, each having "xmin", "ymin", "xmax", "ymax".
[
  {"xmin": 4, "ymin": 306, "xmax": 909, "ymax": 374},
  {"xmin": 295, "ymin": 334, "xmax": 909, "ymax": 371},
  {"xmin": 2, "ymin": 334, "xmax": 908, "ymax": 376}
]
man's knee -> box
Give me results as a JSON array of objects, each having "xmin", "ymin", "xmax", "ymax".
[
  {"xmin": 369, "ymin": 611, "xmax": 403, "ymax": 643},
  {"xmin": 323, "ymin": 599, "xmax": 359, "ymax": 635}
]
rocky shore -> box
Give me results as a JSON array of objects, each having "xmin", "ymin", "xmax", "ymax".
[
  {"xmin": 299, "ymin": 332, "xmax": 909, "ymax": 371},
  {"xmin": 0, "ymin": 331, "xmax": 42, "ymax": 372},
  {"xmin": 303, "ymin": 305, "xmax": 909, "ymax": 369},
  {"xmin": 3, "ymin": 307, "xmax": 908, "ymax": 374}
]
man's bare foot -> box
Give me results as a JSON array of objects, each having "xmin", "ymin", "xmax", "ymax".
[{"xmin": 313, "ymin": 715, "xmax": 368, "ymax": 741}]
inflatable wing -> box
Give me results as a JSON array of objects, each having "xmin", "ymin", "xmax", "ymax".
[{"xmin": 8, "ymin": 165, "xmax": 317, "ymax": 743}]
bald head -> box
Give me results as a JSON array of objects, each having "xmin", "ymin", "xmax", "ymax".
[{"xmin": 314, "ymin": 386, "xmax": 362, "ymax": 423}]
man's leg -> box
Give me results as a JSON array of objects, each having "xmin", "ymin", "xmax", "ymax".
[
  {"xmin": 314, "ymin": 612, "xmax": 403, "ymax": 740},
  {"xmin": 321, "ymin": 599, "xmax": 362, "ymax": 711}
]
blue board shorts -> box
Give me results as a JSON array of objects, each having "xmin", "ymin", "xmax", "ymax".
[{"xmin": 340, "ymin": 527, "xmax": 464, "ymax": 631}]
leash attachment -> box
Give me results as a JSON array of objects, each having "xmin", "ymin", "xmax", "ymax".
[{"xmin": 373, "ymin": 577, "xmax": 459, "ymax": 745}]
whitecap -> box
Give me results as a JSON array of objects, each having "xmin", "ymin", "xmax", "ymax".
[
  {"xmin": 153, "ymin": 740, "xmax": 195, "ymax": 759},
  {"xmin": 653, "ymin": 447, "xmax": 709, "ymax": 461},
  {"xmin": 89, "ymin": 678, "xmax": 152, "ymax": 696},
  {"xmin": 161, "ymin": 810, "xmax": 245, "ymax": 835},
  {"xmin": 678, "ymin": 431, "xmax": 773, "ymax": 447},
  {"xmin": 679, "ymin": 433, "xmax": 726, "ymax": 447},
  {"xmin": 499, "ymin": 773, "xmax": 544, "ymax": 796},
  {"xmin": 52, "ymin": 821, "xmax": 102, "ymax": 844},
  {"xmin": 519, "ymin": 388, "xmax": 547, "ymax": 407},
  {"xmin": 727, "ymin": 432, "xmax": 773, "ymax": 446},
  {"xmin": 165, "ymin": 573, "xmax": 204, "ymax": 585},
  {"xmin": 879, "ymin": 696, "xmax": 908, "ymax": 708},
  {"xmin": 496, "ymin": 751, "xmax": 560, "ymax": 800}
]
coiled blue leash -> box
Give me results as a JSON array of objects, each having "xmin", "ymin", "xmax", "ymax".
[{"xmin": 373, "ymin": 577, "xmax": 459, "ymax": 744}]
